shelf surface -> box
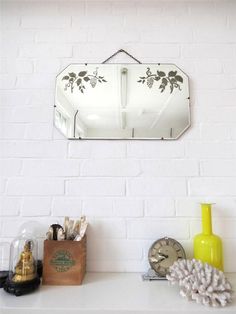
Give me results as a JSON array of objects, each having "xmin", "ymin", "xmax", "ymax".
[{"xmin": 0, "ymin": 272, "xmax": 235, "ymax": 314}]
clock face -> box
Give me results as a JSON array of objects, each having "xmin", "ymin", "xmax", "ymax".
[{"xmin": 148, "ymin": 237, "xmax": 186, "ymax": 277}]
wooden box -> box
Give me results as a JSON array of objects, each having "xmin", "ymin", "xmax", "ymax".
[{"xmin": 42, "ymin": 236, "xmax": 86, "ymax": 285}]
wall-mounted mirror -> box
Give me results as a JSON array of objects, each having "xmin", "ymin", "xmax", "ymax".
[{"xmin": 55, "ymin": 63, "xmax": 190, "ymax": 139}]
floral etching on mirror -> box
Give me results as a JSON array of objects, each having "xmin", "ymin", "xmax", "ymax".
[
  {"xmin": 138, "ymin": 67, "xmax": 183, "ymax": 93},
  {"xmin": 62, "ymin": 67, "xmax": 107, "ymax": 94}
]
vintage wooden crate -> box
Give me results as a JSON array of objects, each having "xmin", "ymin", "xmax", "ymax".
[{"xmin": 42, "ymin": 236, "xmax": 86, "ymax": 285}]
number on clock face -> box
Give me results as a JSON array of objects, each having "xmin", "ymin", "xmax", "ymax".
[{"xmin": 148, "ymin": 237, "xmax": 186, "ymax": 277}]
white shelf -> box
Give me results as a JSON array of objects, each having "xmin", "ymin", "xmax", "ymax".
[{"xmin": 0, "ymin": 273, "xmax": 235, "ymax": 314}]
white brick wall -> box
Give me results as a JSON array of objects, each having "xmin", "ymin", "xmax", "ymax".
[{"xmin": 1, "ymin": 0, "xmax": 236, "ymax": 272}]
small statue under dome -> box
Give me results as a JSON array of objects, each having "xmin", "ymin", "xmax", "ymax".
[{"xmin": 12, "ymin": 241, "xmax": 36, "ymax": 283}]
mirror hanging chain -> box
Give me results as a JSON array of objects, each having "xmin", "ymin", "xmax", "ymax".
[{"xmin": 102, "ymin": 49, "xmax": 142, "ymax": 64}]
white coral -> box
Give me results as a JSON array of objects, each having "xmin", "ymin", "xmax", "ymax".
[{"xmin": 166, "ymin": 259, "xmax": 233, "ymax": 307}]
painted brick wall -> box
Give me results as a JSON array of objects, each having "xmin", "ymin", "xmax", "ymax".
[{"xmin": 1, "ymin": 0, "xmax": 236, "ymax": 272}]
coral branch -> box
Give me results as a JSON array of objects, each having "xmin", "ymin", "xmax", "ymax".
[{"xmin": 166, "ymin": 259, "xmax": 233, "ymax": 307}]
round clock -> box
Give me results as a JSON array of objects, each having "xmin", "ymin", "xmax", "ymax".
[{"xmin": 148, "ymin": 237, "xmax": 186, "ymax": 277}]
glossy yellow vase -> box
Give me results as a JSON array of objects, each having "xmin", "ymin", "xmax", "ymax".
[{"xmin": 193, "ymin": 203, "xmax": 223, "ymax": 271}]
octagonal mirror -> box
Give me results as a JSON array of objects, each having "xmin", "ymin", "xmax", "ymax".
[{"xmin": 54, "ymin": 63, "xmax": 190, "ymax": 139}]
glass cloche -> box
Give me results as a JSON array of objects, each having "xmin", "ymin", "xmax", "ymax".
[{"xmin": 4, "ymin": 223, "xmax": 41, "ymax": 296}]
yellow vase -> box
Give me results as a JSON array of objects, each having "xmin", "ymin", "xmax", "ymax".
[{"xmin": 193, "ymin": 203, "xmax": 223, "ymax": 271}]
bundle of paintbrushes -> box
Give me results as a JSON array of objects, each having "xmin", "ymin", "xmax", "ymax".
[{"xmin": 46, "ymin": 216, "xmax": 88, "ymax": 241}]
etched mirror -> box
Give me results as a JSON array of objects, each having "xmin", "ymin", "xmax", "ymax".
[{"xmin": 55, "ymin": 63, "xmax": 190, "ymax": 139}]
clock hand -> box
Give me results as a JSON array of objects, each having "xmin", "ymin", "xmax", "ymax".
[
  {"xmin": 149, "ymin": 257, "xmax": 165, "ymax": 263},
  {"xmin": 158, "ymin": 252, "xmax": 169, "ymax": 258}
]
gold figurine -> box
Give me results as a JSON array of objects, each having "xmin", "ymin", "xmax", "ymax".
[{"xmin": 12, "ymin": 241, "xmax": 36, "ymax": 283}]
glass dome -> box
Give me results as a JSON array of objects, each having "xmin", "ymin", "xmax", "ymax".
[
  {"xmin": 17, "ymin": 220, "xmax": 43, "ymax": 238},
  {"xmin": 4, "ymin": 230, "xmax": 40, "ymax": 295}
]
